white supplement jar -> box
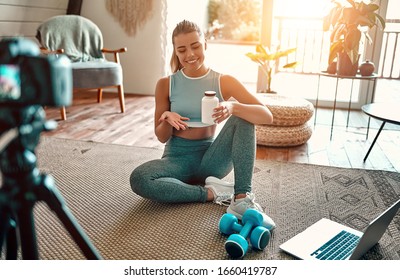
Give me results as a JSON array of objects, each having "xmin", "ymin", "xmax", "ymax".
[{"xmin": 201, "ymin": 91, "xmax": 219, "ymax": 125}]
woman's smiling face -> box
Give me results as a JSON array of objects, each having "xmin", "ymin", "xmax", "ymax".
[{"xmin": 173, "ymin": 31, "xmax": 207, "ymax": 76}]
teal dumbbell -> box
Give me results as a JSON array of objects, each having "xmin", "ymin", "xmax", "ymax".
[{"xmin": 219, "ymin": 209, "xmax": 271, "ymax": 258}]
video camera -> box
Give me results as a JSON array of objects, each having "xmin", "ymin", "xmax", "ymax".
[
  {"xmin": 0, "ymin": 37, "xmax": 72, "ymax": 107},
  {"xmin": 0, "ymin": 39, "xmax": 101, "ymax": 260}
]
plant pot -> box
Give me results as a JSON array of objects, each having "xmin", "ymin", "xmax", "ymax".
[
  {"xmin": 258, "ymin": 90, "xmax": 277, "ymax": 94},
  {"xmin": 336, "ymin": 53, "xmax": 359, "ymax": 76},
  {"xmin": 327, "ymin": 61, "xmax": 337, "ymax": 74}
]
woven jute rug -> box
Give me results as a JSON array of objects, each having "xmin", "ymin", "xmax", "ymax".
[{"xmin": 6, "ymin": 137, "xmax": 400, "ymax": 260}]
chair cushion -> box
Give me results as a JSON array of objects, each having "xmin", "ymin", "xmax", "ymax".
[{"xmin": 72, "ymin": 61, "xmax": 122, "ymax": 89}]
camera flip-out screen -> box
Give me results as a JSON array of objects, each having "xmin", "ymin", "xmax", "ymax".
[
  {"xmin": 0, "ymin": 64, "xmax": 21, "ymax": 101},
  {"xmin": 0, "ymin": 38, "xmax": 72, "ymax": 107}
]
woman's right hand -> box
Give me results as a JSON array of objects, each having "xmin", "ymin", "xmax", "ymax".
[{"xmin": 159, "ymin": 111, "xmax": 189, "ymax": 130}]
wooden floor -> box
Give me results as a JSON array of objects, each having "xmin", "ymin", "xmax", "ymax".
[{"xmin": 42, "ymin": 90, "xmax": 400, "ymax": 172}]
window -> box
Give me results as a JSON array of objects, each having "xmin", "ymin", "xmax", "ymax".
[{"xmin": 207, "ymin": 0, "xmax": 262, "ymax": 42}]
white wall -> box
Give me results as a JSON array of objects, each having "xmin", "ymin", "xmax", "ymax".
[
  {"xmin": 81, "ymin": 0, "xmax": 166, "ymax": 95},
  {"xmin": 81, "ymin": 0, "xmax": 209, "ymax": 95}
]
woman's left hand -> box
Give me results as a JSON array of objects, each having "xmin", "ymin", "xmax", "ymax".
[{"xmin": 212, "ymin": 102, "xmax": 233, "ymax": 124}]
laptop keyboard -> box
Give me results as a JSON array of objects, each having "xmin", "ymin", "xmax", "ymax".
[{"xmin": 310, "ymin": 230, "xmax": 360, "ymax": 260}]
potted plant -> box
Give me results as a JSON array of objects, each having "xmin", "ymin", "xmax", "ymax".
[
  {"xmin": 323, "ymin": 0, "xmax": 385, "ymax": 76},
  {"xmin": 246, "ymin": 44, "xmax": 298, "ymax": 93}
]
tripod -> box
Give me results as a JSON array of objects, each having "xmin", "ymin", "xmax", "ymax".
[{"xmin": 0, "ymin": 105, "xmax": 102, "ymax": 260}]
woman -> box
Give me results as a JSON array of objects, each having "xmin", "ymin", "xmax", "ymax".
[{"xmin": 130, "ymin": 20, "xmax": 275, "ymax": 230}]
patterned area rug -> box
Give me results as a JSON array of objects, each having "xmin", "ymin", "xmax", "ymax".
[{"xmin": 5, "ymin": 137, "xmax": 400, "ymax": 260}]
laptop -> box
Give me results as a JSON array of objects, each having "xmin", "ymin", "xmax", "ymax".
[{"xmin": 280, "ymin": 199, "xmax": 400, "ymax": 260}]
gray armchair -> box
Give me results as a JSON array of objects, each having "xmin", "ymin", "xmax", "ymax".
[{"xmin": 36, "ymin": 15, "xmax": 127, "ymax": 120}]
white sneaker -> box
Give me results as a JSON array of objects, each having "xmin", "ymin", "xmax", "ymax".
[
  {"xmin": 227, "ymin": 192, "xmax": 276, "ymax": 231},
  {"xmin": 205, "ymin": 176, "xmax": 234, "ymax": 188},
  {"xmin": 205, "ymin": 176, "xmax": 234, "ymax": 206}
]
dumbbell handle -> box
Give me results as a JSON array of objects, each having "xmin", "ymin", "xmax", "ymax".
[
  {"xmin": 230, "ymin": 220, "xmax": 256, "ymax": 238},
  {"xmin": 239, "ymin": 221, "xmax": 254, "ymax": 238},
  {"xmin": 231, "ymin": 222, "xmax": 242, "ymax": 233}
]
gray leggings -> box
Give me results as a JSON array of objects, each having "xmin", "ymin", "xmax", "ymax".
[{"xmin": 130, "ymin": 116, "xmax": 255, "ymax": 203}]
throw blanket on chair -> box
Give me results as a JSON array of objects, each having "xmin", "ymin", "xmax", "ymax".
[{"xmin": 36, "ymin": 15, "xmax": 104, "ymax": 62}]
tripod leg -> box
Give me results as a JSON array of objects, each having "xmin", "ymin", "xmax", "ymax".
[
  {"xmin": 0, "ymin": 202, "xmax": 18, "ymax": 259},
  {"xmin": 1, "ymin": 184, "xmax": 40, "ymax": 259},
  {"xmin": 5, "ymin": 217, "xmax": 19, "ymax": 259},
  {"xmin": 54, "ymin": 202, "xmax": 102, "ymax": 259},
  {"xmin": 1, "ymin": 106, "xmax": 101, "ymax": 260},
  {"xmin": 17, "ymin": 204, "xmax": 39, "ymax": 259},
  {"xmin": 37, "ymin": 175, "xmax": 102, "ymax": 260},
  {"xmin": 0, "ymin": 206, "xmax": 7, "ymax": 257}
]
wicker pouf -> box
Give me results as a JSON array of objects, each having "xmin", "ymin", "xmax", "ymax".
[
  {"xmin": 256, "ymin": 123, "xmax": 313, "ymax": 147},
  {"xmin": 256, "ymin": 94, "xmax": 314, "ymax": 147}
]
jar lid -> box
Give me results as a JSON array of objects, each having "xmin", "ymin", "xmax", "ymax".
[{"xmin": 204, "ymin": 91, "xmax": 216, "ymax": 96}]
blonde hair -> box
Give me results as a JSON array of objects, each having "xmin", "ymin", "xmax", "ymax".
[{"xmin": 170, "ymin": 20, "xmax": 204, "ymax": 73}]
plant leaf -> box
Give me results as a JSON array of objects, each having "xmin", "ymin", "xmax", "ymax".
[
  {"xmin": 323, "ymin": 14, "xmax": 331, "ymax": 31},
  {"xmin": 331, "ymin": 23, "xmax": 345, "ymax": 42},
  {"xmin": 342, "ymin": 7, "xmax": 359, "ymax": 25},
  {"xmin": 358, "ymin": 14, "xmax": 373, "ymax": 27},
  {"xmin": 283, "ymin": 62, "xmax": 299, "ymax": 68},
  {"xmin": 256, "ymin": 44, "xmax": 268, "ymax": 55},
  {"xmin": 367, "ymin": 3, "xmax": 379, "ymax": 12},
  {"xmin": 274, "ymin": 48, "xmax": 297, "ymax": 59},
  {"xmin": 324, "ymin": 3, "xmax": 342, "ymax": 31},
  {"xmin": 347, "ymin": 48, "xmax": 359, "ymax": 65},
  {"xmin": 375, "ymin": 13, "xmax": 386, "ymax": 29},
  {"xmin": 344, "ymin": 27, "xmax": 361, "ymax": 51},
  {"xmin": 329, "ymin": 40, "xmax": 344, "ymax": 64},
  {"xmin": 358, "ymin": 1, "xmax": 368, "ymax": 14},
  {"xmin": 347, "ymin": 0, "xmax": 356, "ymax": 9},
  {"xmin": 245, "ymin": 53, "xmax": 263, "ymax": 65},
  {"xmin": 365, "ymin": 32, "xmax": 372, "ymax": 44}
]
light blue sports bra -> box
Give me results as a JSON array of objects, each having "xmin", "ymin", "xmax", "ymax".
[{"xmin": 169, "ymin": 69, "xmax": 224, "ymax": 126}]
